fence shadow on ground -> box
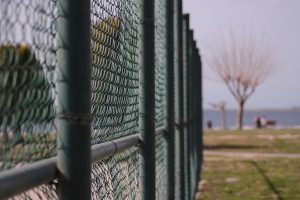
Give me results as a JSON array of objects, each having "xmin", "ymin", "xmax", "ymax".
[{"xmin": 250, "ymin": 161, "xmax": 283, "ymax": 200}]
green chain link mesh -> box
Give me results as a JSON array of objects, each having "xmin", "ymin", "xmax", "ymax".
[
  {"xmin": 89, "ymin": 0, "xmax": 141, "ymax": 199},
  {"xmin": 0, "ymin": 0, "xmax": 57, "ymax": 171},
  {"xmin": 154, "ymin": 0, "xmax": 167, "ymax": 128},
  {"xmin": 90, "ymin": 0, "xmax": 140, "ymax": 145},
  {"xmin": 0, "ymin": 0, "xmax": 58, "ymax": 199},
  {"xmin": 175, "ymin": 130, "xmax": 181, "ymax": 200},
  {"xmin": 91, "ymin": 147, "xmax": 140, "ymax": 200},
  {"xmin": 155, "ymin": 135, "xmax": 167, "ymax": 200},
  {"xmin": 154, "ymin": 0, "xmax": 168, "ymax": 199},
  {"xmin": 9, "ymin": 181, "xmax": 58, "ymax": 200},
  {"xmin": 0, "ymin": 0, "xmax": 194, "ymax": 199},
  {"xmin": 154, "ymin": 0, "xmax": 168, "ymax": 193}
]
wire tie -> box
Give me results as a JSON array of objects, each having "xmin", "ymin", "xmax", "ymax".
[{"xmin": 111, "ymin": 139, "xmax": 118, "ymax": 157}]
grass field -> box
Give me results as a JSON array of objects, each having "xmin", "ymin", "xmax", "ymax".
[
  {"xmin": 204, "ymin": 128, "xmax": 300, "ymax": 153},
  {"xmin": 196, "ymin": 128, "xmax": 300, "ymax": 200}
]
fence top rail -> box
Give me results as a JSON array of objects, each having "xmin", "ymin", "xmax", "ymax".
[
  {"xmin": 0, "ymin": 157, "xmax": 57, "ymax": 199},
  {"xmin": 0, "ymin": 127, "xmax": 166, "ymax": 199}
]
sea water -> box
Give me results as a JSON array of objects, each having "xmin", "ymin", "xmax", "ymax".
[{"xmin": 204, "ymin": 109, "xmax": 300, "ymax": 129}]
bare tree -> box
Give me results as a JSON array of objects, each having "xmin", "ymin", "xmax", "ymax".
[{"xmin": 206, "ymin": 30, "xmax": 277, "ymax": 129}]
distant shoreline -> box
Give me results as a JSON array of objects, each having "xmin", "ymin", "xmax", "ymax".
[
  {"xmin": 205, "ymin": 125, "xmax": 300, "ymax": 130},
  {"xmin": 204, "ymin": 107, "xmax": 300, "ymax": 112},
  {"xmin": 204, "ymin": 109, "xmax": 300, "ymax": 128}
]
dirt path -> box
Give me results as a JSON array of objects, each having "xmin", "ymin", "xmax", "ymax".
[{"xmin": 204, "ymin": 150, "xmax": 300, "ymax": 159}]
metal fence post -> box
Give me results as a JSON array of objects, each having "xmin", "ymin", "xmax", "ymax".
[
  {"xmin": 191, "ymin": 40, "xmax": 199, "ymax": 197},
  {"xmin": 190, "ymin": 45, "xmax": 203, "ymax": 198},
  {"xmin": 176, "ymin": 0, "xmax": 186, "ymax": 199},
  {"xmin": 197, "ymin": 51, "xmax": 203, "ymax": 175},
  {"xmin": 190, "ymin": 39, "xmax": 195, "ymax": 196},
  {"xmin": 139, "ymin": 0, "xmax": 156, "ymax": 199},
  {"xmin": 194, "ymin": 40, "xmax": 199, "ymax": 188},
  {"xmin": 166, "ymin": 0, "xmax": 175, "ymax": 198},
  {"xmin": 191, "ymin": 41, "xmax": 195, "ymax": 198},
  {"xmin": 188, "ymin": 29, "xmax": 196, "ymax": 198},
  {"xmin": 182, "ymin": 14, "xmax": 191, "ymax": 200},
  {"xmin": 56, "ymin": 0, "xmax": 91, "ymax": 199}
]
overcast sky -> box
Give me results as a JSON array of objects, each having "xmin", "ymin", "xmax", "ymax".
[{"xmin": 183, "ymin": 0, "xmax": 300, "ymax": 109}]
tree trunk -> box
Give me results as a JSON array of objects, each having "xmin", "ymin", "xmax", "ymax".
[
  {"xmin": 236, "ymin": 100, "xmax": 244, "ymax": 130},
  {"xmin": 221, "ymin": 107, "xmax": 226, "ymax": 130}
]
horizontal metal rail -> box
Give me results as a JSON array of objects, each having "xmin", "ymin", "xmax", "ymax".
[
  {"xmin": 0, "ymin": 127, "xmax": 166, "ymax": 199},
  {"xmin": 92, "ymin": 126, "xmax": 165, "ymax": 162},
  {"xmin": 92, "ymin": 134, "xmax": 139, "ymax": 162},
  {"xmin": 0, "ymin": 157, "xmax": 57, "ymax": 199},
  {"xmin": 155, "ymin": 126, "xmax": 166, "ymax": 137}
]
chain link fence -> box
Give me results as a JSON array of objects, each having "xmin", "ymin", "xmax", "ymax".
[
  {"xmin": 0, "ymin": 1, "xmax": 58, "ymax": 198},
  {"xmin": 155, "ymin": 135, "xmax": 167, "ymax": 200},
  {"xmin": 91, "ymin": 147, "xmax": 140, "ymax": 200},
  {"xmin": 0, "ymin": 0, "xmax": 57, "ymax": 171},
  {"xmin": 154, "ymin": 0, "xmax": 167, "ymax": 128},
  {"xmin": 0, "ymin": 0, "xmax": 203, "ymax": 199},
  {"xmin": 90, "ymin": 0, "xmax": 140, "ymax": 145}
]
